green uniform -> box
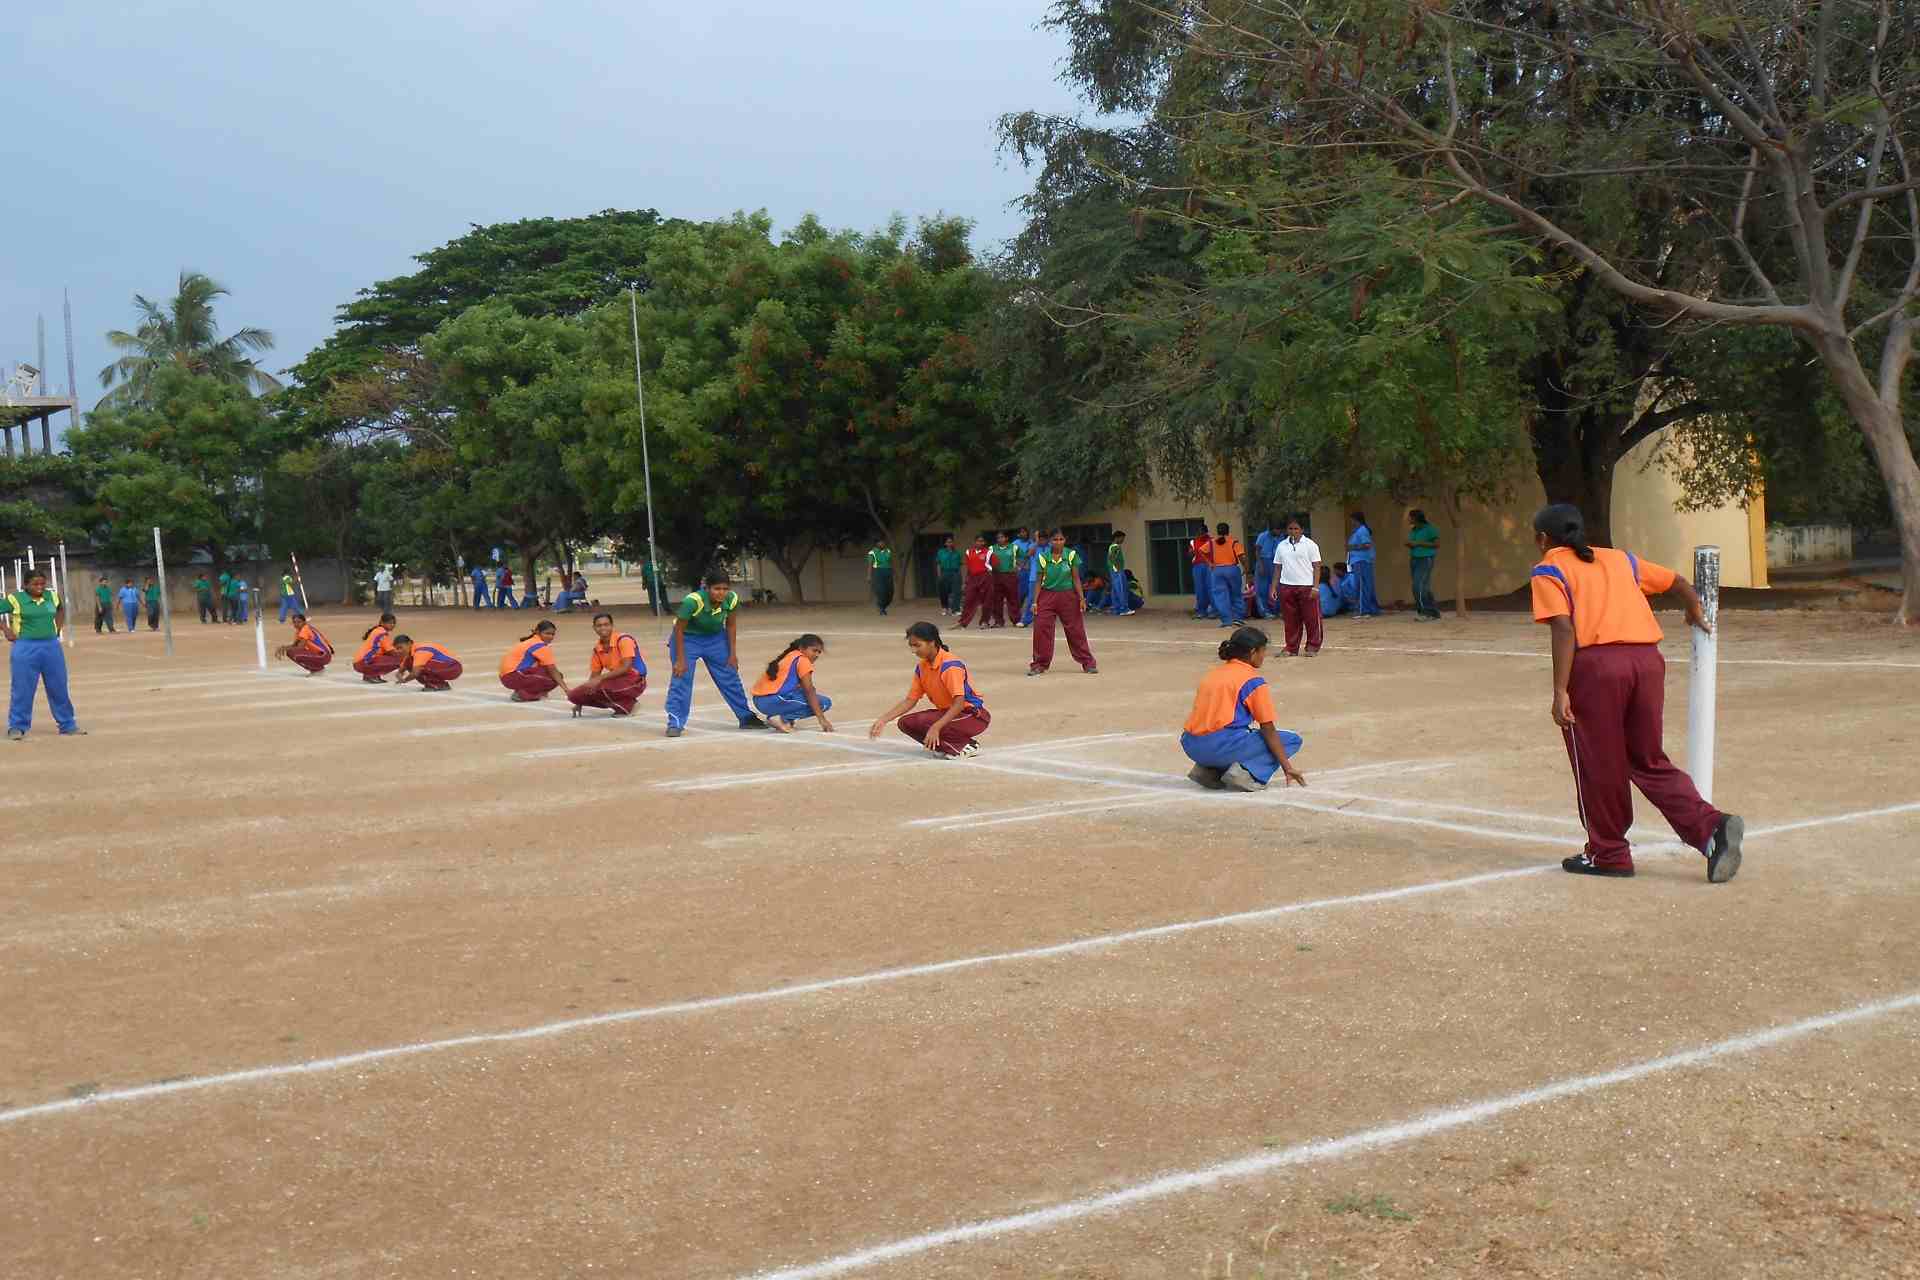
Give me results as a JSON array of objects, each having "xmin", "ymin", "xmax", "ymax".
[
  {"xmin": 867, "ymin": 548, "xmax": 893, "ymax": 571},
  {"xmin": 1107, "ymin": 543, "xmax": 1126, "ymax": 574},
  {"xmin": 935, "ymin": 547, "xmax": 961, "ymax": 576},
  {"xmin": 94, "ymin": 583, "xmax": 111, "ymax": 607},
  {"xmin": 1037, "ymin": 550, "xmax": 1080, "ymax": 592},
  {"xmin": 1409, "ymin": 523, "xmax": 1440, "ymax": 558},
  {"xmin": 989, "ymin": 544, "xmax": 1019, "ymax": 573},
  {"xmin": 193, "ymin": 577, "xmax": 210, "ymax": 598},
  {"xmin": 678, "ymin": 591, "xmax": 738, "ymax": 635},
  {"xmin": 281, "ymin": 574, "xmax": 295, "ymax": 596},
  {"xmin": 144, "ymin": 584, "xmax": 160, "ymax": 607},
  {"xmin": 6, "ymin": 589, "xmax": 60, "ymax": 640}
]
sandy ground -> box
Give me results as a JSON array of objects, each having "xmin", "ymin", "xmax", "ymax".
[{"xmin": 3, "ymin": 598, "xmax": 1918, "ymax": 1278}]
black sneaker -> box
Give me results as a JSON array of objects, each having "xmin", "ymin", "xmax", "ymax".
[
  {"xmin": 738, "ymin": 716, "xmax": 768, "ymax": 730},
  {"xmin": 1562, "ymin": 853, "xmax": 1635, "ymax": 878},
  {"xmin": 1187, "ymin": 764, "xmax": 1226, "ymax": 790},
  {"xmin": 665, "ymin": 725, "xmax": 684, "ymax": 738},
  {"xmin": 1707, "ymin": 814, "xmax": 1744, "ymax": 884}
]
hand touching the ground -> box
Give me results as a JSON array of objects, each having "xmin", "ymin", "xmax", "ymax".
[{"xmin": 1281, "ymin": 761, "xmax": 1307, "ymax": 786}]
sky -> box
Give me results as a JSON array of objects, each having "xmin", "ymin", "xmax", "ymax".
[{"xmin": 0, "ymin": 0, "xmax": 1085, "ymax": 423}]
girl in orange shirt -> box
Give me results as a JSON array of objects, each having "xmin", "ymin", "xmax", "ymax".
[
  {"xmin": 867, "ymin": 622, "xmax": 988, "ymax": 756},
  {"xmin": 1181, "ymin": 626, "xmax": 1306, "ymax": 791},
  {"xmin": 499, "ymin": 620, "xmax": 571, "ymax": 702},
  {"xmin": 569, "ymin": 612, "xmax": 647, "ymax": 716},
  {"xmin": 352, "ymin": 612, "xmax": 400, "ymax": 682},
  {"xmin": 392, "ymin": 636, "xmax": 463, "ymax": 691},
  {"xmin": 751, "ymin": 633, "xmax": 833, "ymax": 733},
  {"xmin": 273, "ymin": 612, "xmax": 334, "ymax": 675}
]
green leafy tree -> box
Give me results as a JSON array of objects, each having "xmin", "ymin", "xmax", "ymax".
[
  {"xmin": 98, "ymin": 270, "xmax": 280, "ymax": 407},
  {"xmin": 0, "ymin": 455, "xmax": 89, "ymax": 551}
]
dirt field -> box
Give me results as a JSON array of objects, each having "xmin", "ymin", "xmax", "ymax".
[{"xmin": 4, "ymin": 599, "xmax": 1918, "ymax": 1278}]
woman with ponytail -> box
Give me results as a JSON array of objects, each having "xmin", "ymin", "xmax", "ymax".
[
  {"xmin": 868, "ymin": 621, "xmax": 989, "ymax": 756},
  {"xmin": 498, "ymin": 619, "xmax": 571, "ymax": 702},
  {"xmin": 352, "ymin": 612, "xmax": 401, "ymax": 682},
  {"xmin": 750, "ymin": 633, "xmax": 833, "ymax": 733},
  {"xmin": 1180, "ymin": 626, "xmax": 1306, "ymax": 791},
  {"xmin": 1530, "ymin": 503, "xmax": 1743, "ymax": 882}
]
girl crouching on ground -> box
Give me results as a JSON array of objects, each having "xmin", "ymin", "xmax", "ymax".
[
  {"xmin": 751, "ymin": 633, "xmax": 833, "ymax": 733},
  {"xmin": 868, "ymin": 622, "xmax": 988, "ymax": 757},
  {"xmin": 392, "ymin": 636, "xmax": 463, "ymax": 691},
  {"xmin": 569, "ymin": 612, "xmax": 647, "ymax": 716},
  {"xmin": 353, "ymin": 613, "xmax": 401, "ymax": 682},
  {"xmin": 1181, "ymin": 626, "xmax": 1307, "ymax": 791},
  {"xmin": 274, "ymin": 613, "xmax": 334, "ymax": 675},
  {"xmin": 499, "ymin": 620, "xmax": 570, "ymax": 702}
]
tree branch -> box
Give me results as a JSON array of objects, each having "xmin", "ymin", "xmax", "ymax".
[{"xmin": 1729, "ymin": 148, "xmax": 1783, "ymax": 305}]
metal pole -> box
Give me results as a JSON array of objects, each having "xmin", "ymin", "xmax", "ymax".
[
  {"xmin": 1688, "ymin": 544, "xmax": 1720, "ymax": 804},
  {"xmin": 57, "ymin": 542, "xmax": 72, "ymax": 648},
  {"xmin": 630, "ymin": 287, "xmax": 663, "ymax": 618},
  {"xmin": 153, "ymin": 527, "xmax": 174, "ymax": 656},
  {"xmin": 290, "ymin": 551, "xmax": 311, "ymax": 612},
  {"xmin": 253, "ymin": 588, "xmax": 268, "ymax": 670}
]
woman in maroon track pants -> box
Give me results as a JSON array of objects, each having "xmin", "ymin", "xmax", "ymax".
[
  {"xmin": 1530, "ymin": 503, "xmax": 1743, "ymax": 883},
  {"xmin": 867, "ymin": 621, "xmax": 990, "ymax": 757}
]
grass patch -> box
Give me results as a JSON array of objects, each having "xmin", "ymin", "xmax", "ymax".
[{"xmin": 1323, "ymin": 1192, "xmax": 1414, "ymax": 1222}]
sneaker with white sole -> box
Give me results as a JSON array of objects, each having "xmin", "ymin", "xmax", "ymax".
[
  {"xmin": 1220, "ymin": 763, "xmax": 1264, "ymax": 792},
  {"xmin": 1706, "ymin": 814, "xmax": 1743, "ymax": 883},
  {"xmin": 959, "ymin": 741, "xmax": 980, "ymax": 758},
  {"xmin": 1187, "ymin": 764, "xmax": 1225, "ymax": 790}
]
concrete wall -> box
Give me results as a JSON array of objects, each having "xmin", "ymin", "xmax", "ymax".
[
  {"xmin": 38, "ymin": 557, "xmax": 354, "ymax": 617},
  {"xmin": 1611, "ymin": 434, "xmax": 1762, "ymax": 588},
  {"xmin": 1766, "ymin": 522, "xmax": 1854, "ymax": 568}
]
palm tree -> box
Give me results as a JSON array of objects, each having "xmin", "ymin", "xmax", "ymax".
[{"xmin": 98, "ymin": 270, "xmax": 282, "ymax": 406}]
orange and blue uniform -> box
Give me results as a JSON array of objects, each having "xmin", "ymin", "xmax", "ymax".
[
  {"xmin": 569, "ymin": 632, "xmax": 647, "ymax": 715},
  {"xmin": 1531, "ymin": 546, "xmax": 1722, "ymax": 869},
  {"xmin": 751, "ymin": 650, "xmax": 831, "ymax": 723},
  {"xmin": 500, "ymin": 634, "xmax": 561, "ymax": 698},
  {"xmin": 896, "ymin": 649, "xmax": 988, "ymax": 756},
  {"xmin": 1178, "ymin": 658, "xmax": 1302, "ymax": 784},
  {"xmin": 288, "ymin": 621, "xmax": 334, "ymax": 673},
  {"xmin": 353, "ymin": 624, "xmax": 400, "ymax": 681},
  {"xmin": 1207, "ymin": 535, "xmax": 1247, "ymax": 625},
  {"xmin": 404, "ymin": 641, "xmax": 463, "ymax": 689}
]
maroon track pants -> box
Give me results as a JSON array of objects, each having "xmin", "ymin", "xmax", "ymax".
[
  {"xmin": 1562, "ymin": 643, "xmax": 1721, "ymax": 868},
  {"xmin": 568, "ymin": 672, "xmax": 646, "ymax": 715},
  {"xmin": 1278, "ymin": 584, "xmax": 1322, "ymax": 654},
  {"xmin": 899, "ymin": 705, "xmax": 991, "ymax": 756},
  {"xmin": 415, "ymin": 658, "xmax": 462, "ymax": 690},
  {"xmin": 958, "ymin": 574, "xmax": 993, "ymax": 627},
  {"xmin": 290, "ymin": 649, "xmax": 332, "ymax": 673},
  {"xmin": 500, "ymin": 668, "xmax": 559, "ymax": 699},
  {"xmin": 990, "ymin": 572, "xmax": 1020, "ymax": 626},
  {"xmin": 1030, "ymin": 588, "xmax": 1095, "ymax": 671},
  {"xmin": 354, "ymin": 651, "xmax": 403, "ymax": 680}
]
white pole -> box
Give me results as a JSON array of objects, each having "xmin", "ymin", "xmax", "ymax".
[
  {"xmin": 253, "ymin": 588, "xmax": 268, "ymax": 671},
  {"xmin": 290, "ymin": 551, "xmax": 311, "ymax": 613},
  {"xmin": 57, "ymin": 543, "xmax": 71, "ymax": 648},
  {"xmin": 1688, "ymin": 544, "xmax": 1720, "ymax": 804},
  {"xmin": 25, "ymin": 545, "xmax": 34, "ymax": 572},
  {"xmin": 152, "ymin": 527, "xmax": 174, "ymax": 656},
  {"xmin": 630, "ymin": 287, "xmax": 663, "ymax": 619}
]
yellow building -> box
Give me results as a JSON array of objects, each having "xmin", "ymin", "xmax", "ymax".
[{"xmin": 778, "ymin": 433, "xmax": 1766, "ymax": 606}]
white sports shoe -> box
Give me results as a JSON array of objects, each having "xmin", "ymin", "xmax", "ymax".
[{"xmin": 1221, "ymin": 763, "xmax": 1265, "ymax": 792}]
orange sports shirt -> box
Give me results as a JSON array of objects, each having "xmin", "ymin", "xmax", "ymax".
[
  {"xmin": 500, "ymin": 636, "xmax": 559, "ymax": 676},
  {"xmin": 1530, "ymin": 546, "xmax": 1675, "ymax": 648},
  {"xmin": 1183, "ymin": 659, "xmax": 1277, "ymax": 735},
  {"xmin": 752, "ymin": 650, "xmax": 813, "ymax": 697},
  {"xmin": 906, "ymin": 651, "xmax": 984, "ymax": 712},
  {"xmin": 294, "ymin": 622, "xmax": 332, "ymax": 656},
  {"xmin": 407, "ymin": 641, "xmax": 460, "ymax": 669},
  {"xmin": 354, "ymin": 625, "xmax": 393, "ymax": 663},
  {"xmin": 1207, "ymin": 536, "xmax": 1244, "ymax": 568},
  {"xmin": 590, "ymin": 633, "xmax": 642, "ymax": 677}
]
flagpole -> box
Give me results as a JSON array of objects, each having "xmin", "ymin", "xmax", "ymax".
[{"xmin": 630, "ymin": 286, "xmax": 663, "ymax": 618}]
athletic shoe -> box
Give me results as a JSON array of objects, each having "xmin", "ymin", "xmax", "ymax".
[
  {"xmin": 362, "ymin": 675, "xmax": 388, "ymax": 684},
  {"xmin": 509, "ymin": 692, "xmax": 535, "ymax": 702},
  {"xmin": 1707, "ymin": 814, "xmax": 1744, "ymax": 884},
  {"xmin": 421, "ymin": 684, "xmax": 450, "ymax": 693},
  {"xmin": 1187, "ymin": 764, "xmax": 1226, "ymax": 790},
  {"xmin": 5, "ymin": 729, "xmax": 23, "ymax": 741},
  {"xmin": 738, "ymin": 716, "xmax": 768, "ymax": 730},
  {"xmin": 1026, "ymin": 665, "xmax": 1045, "ymax": 677},
  {"xmin": 1083, "ymin": 665, "xmax": 1098, "ymax": 675},
  {"xmin": 1561, "ymin": 853, "xmax": 1635, "ymax": 877},
  {"xmin": 959, "ymin": 742, "xmax": 980, "ymax": 758},
  {"xmin": 665, "ymin": 725, "xmax": 685, "ymax": 738},
  {"xmin": 1220, "ymin": 763, "xmax": 1265, "ymax": 792},
  {"xmin": 59, "ymin": 727, "xmax": 87, "ymax": 736}
]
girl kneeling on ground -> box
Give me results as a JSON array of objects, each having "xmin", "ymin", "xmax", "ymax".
[
  {"xmin": 499, "ymin": 620, "xmax": 571, "ymax": 702},
  {"xmin": 274, "ymin": 613, "xmax": 335, "ymax": 675},
  {"xmin": 868, "ymin": 622, "xmax": 989, "ymax": 757},
  {"xmin": 1181, "ymin": 626, "xmax": 1307, "ymax": 791},
  {"xmin": 570, "ymin": 612, "xmax": 647, "ymax": 716},
  {"xmin": 751, "ymin": 634, "xmax": 833, "ymax": 733},
  {"xmin": 392, "ymin": 636, "xmax": 463, "ymax": 691},
  {"xmin": 353, "ymin": 613, "xmax": 401, "ymax": 682}
]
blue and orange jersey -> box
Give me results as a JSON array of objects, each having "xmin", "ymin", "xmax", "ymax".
[
  {"xmin": 907, "ymin": 650, "xmax": 984, "ymax": 712},
  {"xmin": 752, "ymin": 650, "xmax": 813, "ymax": 697},
  {"xmin": 500, "ymin": 635, "xmax": 558, "ymax": 677},
  {"xmin": 1183, "ymin": 659, "xmax": 1277, "ymax": 735},
  {"xmin": 355, "ymin": 625, "xmax": 394, "ymax": 663},
  {"xmin": 590, "ymin": 633, "xmax": 644, "ymax": 678},
  {"xmin": 407, "ymin": 641, "xmax": 460, "ymax": 670},
  {"xmin": 294, "ymin": 622, "xmax": 333, "ymax": 657},
  {"xmin": 1207, "ymin": 536, "xmax": 1245, "ymax": 568},
  {"xmin": 1530, "ymin": 547, "xmax": 1675, "ymax": 649}
]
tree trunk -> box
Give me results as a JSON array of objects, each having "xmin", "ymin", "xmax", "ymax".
[
  {"xmin": 1445, "ymin": 488, "xmax": 1468, "ymax": 616},
  {"xmin": 1810, "ymin": 329, "xmax": 1920, "ymax": 625},
  {"xmin": 768, "ymin": 536, "xmax": 812, "ymax": 603},
  {"xmin": 334, "ymin": 526, "xmax": 353, "ymax": 605}
]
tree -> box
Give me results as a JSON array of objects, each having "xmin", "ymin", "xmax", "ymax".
[
  {"xmin": 0, "ymin": 455, "xmax": 89, "ymax": 552},
  {"xmin": 98, "ymin": 270, "xmax": 281, "ymax": 406},
  {"xmin": 1120, "ymin": 0, "xmax": 1920, "ymax": 620}
]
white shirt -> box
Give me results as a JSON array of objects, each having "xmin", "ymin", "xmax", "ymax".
[
  {"xmin": 1272, "ymin": 535, "xmax": 1321, "ymax": 587},
  {"xmin": 373, "ymin": 567, "xmax": 394, "ymax": 591}
]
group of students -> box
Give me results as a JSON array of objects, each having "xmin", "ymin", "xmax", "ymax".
[
  {"xmin": 927, "ymin": 528, "xmax": 1143, "ymax": 630},
  {"xmin": 244, "ymin": 500, "xmax": 1741, "ymax": 883},
  {"xmin": 189, "ymin": 571, "xmax": 257, "ymax": 625},
  {"xmin": 92, "ymin": 577, "xmax": 162, "ymax": 634},
  {"xmin": 1188, "ymin": 510, "xmax": 1447, "ymax": 630}
]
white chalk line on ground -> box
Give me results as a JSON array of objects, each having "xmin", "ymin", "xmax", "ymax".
[
  {"xmin": 741, "ymin": 988, "xmax": 1920, "ymax": 1280},
  {"xmin": 653, "ymin": 732, "xmax": 1168, "ymax": 792},
  {"xmin": 6, "ymin": 797, "xmax": 1908, "ymax": 1128}
]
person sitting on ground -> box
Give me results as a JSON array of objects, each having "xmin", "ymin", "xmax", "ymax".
[
  {"xmin": 1318, "ymin": 564, "xmax": 1346, "ymax": 617},
  {"xmin": 1180, "ymin": 625, "xmax": 1307, "ymax": 792}
]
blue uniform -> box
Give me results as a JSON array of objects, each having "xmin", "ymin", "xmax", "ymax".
[
  {"xmin": 1252, "ymin": 529, "xmax": 1280, "ymax": 619},
  {"xmin": 116, "ymin": 586, "xmax": 141, "ymax": 632},
  {"xmin": 1346, "ymin": 523, "xmax": 1381, "ymax": 616},
  {"xmin": 665, "ymin": 592, "xmax": 753, "ymax": 730},
  {"xmin": 1180, "ymin": 662, "xmax": 1302, "ymax": 785},
  {"xmin": 750, "ymin": 652, "xmax": 833, "ymax": 723},
  {"xmin": 6, "ymin": 590, "xmax": 78, "ymax": 735},
  {"xmin": 471, "ymin": 568, "xmax": 491, "ymax": 608}
]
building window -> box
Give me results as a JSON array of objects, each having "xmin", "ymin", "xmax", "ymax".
[
  {"xmin": 1147, "ymin": 518, "xmax": 1210, "ymax": 595},
  {"xmin": 1057, "ymin": 524, "xmax": 1114, "ymax": 579},
  {"xmin": 910, "ymin": 532, "xmax": 952, "ymax": 599}
]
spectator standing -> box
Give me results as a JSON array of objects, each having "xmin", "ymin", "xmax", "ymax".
[
  {"xmin": 1268, "ymin": 517, "xmax": 1324, "ymax": 655},
  {"xmin": 1190, "ymin": 530, "xmax": 1216, "ymax": 620},
  {"xmin": 935, "ymin": 535, "xmax": 962, "ymax": 616},
  {"xmin": 144, "ymin": 577, "xmax": 162, "ymax": 630},
  {"xmin": 1346, "ymin": 512, "xmax": 1382, "ymax": 617},
  {"xmin": 1106, "ymin": 532, "xmax": 1135, "ymax": 616},
  {"xmin": 194, "ymin": 573, "xmax": 217, "ymax": 624},
  {"xmin": 373, "ymin": 564, "xmax": 395, "ymax": 612},
  {"xmin": 93, "ymin": 575, "xmax": 115, "ymax": 633},
  {"xmin": 231, "ymin": 573, "xmax": 251, "ymax": 624},
  {"xmin": 1407, "ymin": 509, "xmax": 1442, "ymax": 620},
  {"xmin": 216, "ymin": 568, "xmax": 233, "ymax": 622},
  {"xmin": 471, "ymin": 564, "xmax": 492, "ymax": 608},
  {"xmin": 116, "ymin": 578, "xmax": 141, "ymax": 633},
  {"xmin": 496, "ymin": 563, "xmax": 517, "ymax": 609},
  {"xmin": 867, "ymin": 538, "xmax": 894, "ymax": 616},
  {"xmin": 987, "ymin": 531, "xmax": 1020, "ymax": 627},
  {"xmin": 1207, "ymin": 524, "xmax": 1248, "ymax": 626},
  {"xmin": 957, "ymin": 535, "xmax": 995, "ymax": 628},
  {"xmin": 1252, "ymin": 520, "xmax": 1282, "ymax": 620}
]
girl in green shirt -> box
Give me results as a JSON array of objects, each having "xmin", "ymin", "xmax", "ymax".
[{"xmin": 3, "ymin": 570, "xmax": 82, "ymax": 738}]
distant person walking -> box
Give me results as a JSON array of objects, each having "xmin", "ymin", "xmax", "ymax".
[
  {"xmin": 867, "ymin": 538, "xmax": 894, "ymax": 616},
  {"xmin": 1407, "ymin": 509, "xmax": 1442, "ymax": 620},
  {"xmin": 1207, "ymin": 524, "xmax": 1248, "ymax": 627},
  {"xmin": 1529, "ymin": 503, "xmax": 1743, "ymax": 882},
  {"xmin": 957, "ymin": 535, "xmax": 995, "ymax": 629},
  {"xmin": 1027, "ymin": 529, "xmax": 1099, "ymax": 677},
  {"xmin": 372, "ymin": 564, "xmax": 395, "ymax": 613},
  {"xmin": 1190, "ymin": 529, "xmax": 1216, "ymax": 620},
  {"xmin": 1268, "ymin": 517, "xmax": 1323, "ymax": 656},
  {"xmin": 194, "ymin": 573, "xmax": 217, "ymax": 624},
  {"xmin": 93, "ymin": 575, "xmax": 115, "ymax": 633},
  {"xmin": 4, "ymin": 569, "xmax": 82, "ymax": 740},
  {"xmin": 117, "ymin": 578, "xmax": 141, "ymax": 633},
  {"xmin": 144, "ymin": 577, "xmax": 162, "ymax": 630},
  {"xmin": 471, "ymin": 564, "xmax": 492, "ymax": 609},
  {"xmin": 1105, "ymin": 531, "xmax": 1135, "ymax": 617},
  {"xmin": 1345, "ymin": 512, "xmax": 1381, "ymax": 617},
  {"xmin": 495, "ymin": 563, "xmax": 517, "ymax": 609},
  {"xmin": 935, "ymin": 535, "xmax": 962, "ymax": 616}
]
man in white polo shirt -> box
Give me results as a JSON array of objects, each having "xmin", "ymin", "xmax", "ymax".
[{"xmin": 1267, "ymin": 515, "xmax": 1324, "ymax": 656}]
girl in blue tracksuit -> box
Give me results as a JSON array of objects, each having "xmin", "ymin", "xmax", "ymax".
[
  {"xmin": 116, "ymin": 579, "xmax": 141, "ymax": 633},
  {"xmin": 664, "ymin": 573, "xmax": 766, "ymax": 737},
  {"xmin": 1180, "ymin": 626, "xmax": 1307, "ymax": 792},
  {"xmin": 751, "ymin": 633, "xmax": 834, "ymax": 732}
]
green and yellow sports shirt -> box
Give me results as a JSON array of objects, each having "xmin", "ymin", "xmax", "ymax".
[
  {"xmin": 678, "ymin": 590, "xmax": 739, "ymax": 635},
  {"xmin": 6, "ymin": 589, "xmax": 60, "ymax": 641},
  {"xmin": 868, "ymin": 548, "xmax": 892, "ymax": 571},
  {"xmin": 1037, "ymin": 550, "xmax": 1080, "ymax": 591}
]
